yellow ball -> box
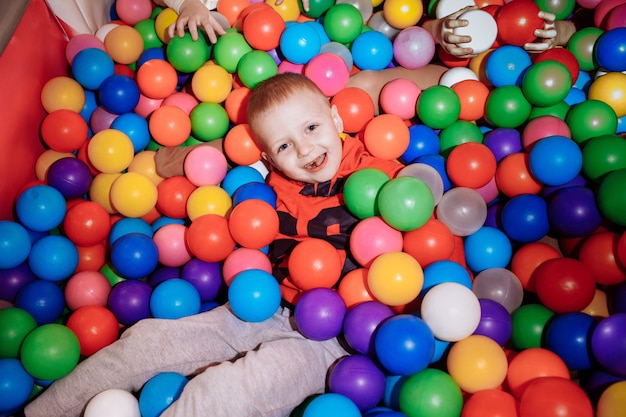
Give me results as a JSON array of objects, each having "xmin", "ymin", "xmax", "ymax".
[
  {"xmin": 581, "ymin": 289, "xmax": 609, "ymax": 318},
  {"xmin": 35, "ymin": 150, "xmax": 75, "ymax": 181},
  {"xmin": 372, "ymin": 0, "xmax": 385, "ymax": 8},
  {"xmin": 446, "ymin": 334, "xmax": 508, "ymax": 393},
  {"xmin": 597, "ymin": 381, "xmax": 626, "ymax": 417},
  {"xmin": 191, "ymin": 63, "xmax": 233, "ymax": 103},
  {"xmin": 186, "ymin": 185, "xmax": 232, "ymax": 221},
  {"xmin": 127, "ymin": 150, "xmax": 163, "ymax": 186},
  {"xmin": 469, "ymin": 49, "xmax": 494, "ymax": 86},
  {"xmin": 40, "ymin": 76, "xmax": 86, "ymax": 113},
  {"xmin": 588, "ymin": 72, "xmax": 626, "ymax": 118},
  {"xmin": 90, "ymin": 173, "xmax": 122, "ymax": 214},
  {"xmin": 367, "ymin": 251, "xmax": 423, "ymax": 306},
  {"xmin": 267, "ymin": 0, "xmax": 301, "ymax": 22},
  {"xmin": 154, "ymin": 7, "xmax": 179, "ymax": 43},
  {"xmin": 104, "ymin": 25, "xmax": 145, "ymax": 64},
  {"xmin": 88, "ymin": 129, "xmax": 135, "ymax": 174},
  {"xmin": 383, "ymin": 0, "xmax": 424, "ymax": 29},
  {"xmin": 110, "ymin": 172, "xmax": 158, "ymax": 218}
]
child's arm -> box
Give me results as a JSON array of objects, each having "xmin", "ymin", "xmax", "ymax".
[
  {"xmin": 153, "ymin": 0, "xmax": 227, "ymax": 42},
  {"xmin": 422, "ymin": 6, "xmax": 476, "ymax": 58}
]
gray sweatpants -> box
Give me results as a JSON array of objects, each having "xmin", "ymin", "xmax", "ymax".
[{"xmin": 24, "ymin": 304, "xmax": 348, "ymax": 417}]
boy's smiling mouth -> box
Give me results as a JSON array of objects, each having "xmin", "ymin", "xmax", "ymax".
[{"xmin": 304, "ymin": 153, "xmax": 328, "ymax": 172}]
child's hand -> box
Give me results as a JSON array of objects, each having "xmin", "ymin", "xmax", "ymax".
[
  {"xmin": 523, "ymin": 10, "xmax": 557, "ymax": 52},
  {"xmin": 168, "ymin": 0, "xmax": 226, "ymax": 43},
  {"xmin": 429, "ymin": 6, "xmax": 478, "ymax": 58},
  {"xmin": 274, "ymin": 0, "xmax": 310, "ymax": 12}
]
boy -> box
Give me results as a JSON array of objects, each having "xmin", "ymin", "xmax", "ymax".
[{"xmin": 24, "ymin": 74, "xmax": 408, "ymax": 417}]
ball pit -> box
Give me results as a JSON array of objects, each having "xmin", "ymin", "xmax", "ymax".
[{"xmin": 4, "ymin": 0, "xmax": 626, "ymax": 416}]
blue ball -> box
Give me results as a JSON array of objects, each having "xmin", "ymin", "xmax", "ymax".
[
  {"xmin": 594, "ymin": 27, "xmax": 626, "ymax": 72},
  {"xmin": 81, "ymin": 89, "xmax": 98, "ymax": 125},
  {"xmin": 400, "ymin": 124, "xmax": 440, "ymax": 164},
  {"xmin": 564, "ymin": 87, "xmax": 586, "ymax": 107},
  {"xmin": 15, "ymin": 280, "xmax": 65, "ymax": 325},
  {"xmin": 0, "ymin": 358, "xmax": 34, "ymax": 413},
  {"xmin": 485, "ymin": 45, "xmax": 532, "ymax": 87},
  {"xmin": 303, "ymin": 393, "xmax": 361, "ymax": 417},
  {"xmin": 363, "ymin": 407, "xmax": 406, "ymax": 417},
  {"xmin": 139, "ymin": 372, "xmax": 188, "ymax": 417},
  {"xmin": 279, "ymin": 22, "xmax": 322, "ymax": 64},
  {"xmin": 151, "ymin": 216, "xmax": 185, "ymax": 232},
  {"xmin": 98, "ymin": 74, "xmax": 141, "ymax": 115},
  {"xmin": 529, "ymin": 135, "xmax": 583, "ymax": 186},
  {"xmin": 28, "ymin": 235, "xmax": 78, "ymax": 282},
  {"xmin": 221, "ymin": 165, "xmax": 265, "ymax": 196},
  {"xmin": 137, "ymin": 47, "xmax": 167, "ymax": 68},
  {"xmin": 0, "ymin": 221, "xmax": 31, "ymax": 269},
  {"xmin": 71, "ymin": 48, "xmax": 115, "ymax": 90},
  {"xmin": 111, "ymin": 233, "xmax": 159, "ymax": 280},
  {"xmin": 500, "ymin": 194, "xmax": 550, "ymax": 243},
  {"xmin": 464, "ymin": 226, "xmax": 512, "ymax": 273},
  {"xmin": 109, "ymin": 217, "xmax": 154, "ymax": 245},
  {"xmin": 421, "ymin": 260, "xmax": 472, "ymax": 297},
  {"xmin": 111, "ymin": 112, "xmax": 151, "ymax": 152},
  {"xmin": 304, "ymin": 20, "xmax": 331, "ymax": 44},
  {"xmin": 431, "ymin": 337, "xmax": 451, "ymax": 363},
  {"xmin": 545, "ymin": 312, "xmax": 595, "ymax": 371},
  {"xmin": 15, "ymin": 185, "xmax": 66, "ymax": 232},
  {"xmin": 150, "ymin": 279, "xmax": 201, "ymax": 319},
  {"xmin": 351, "ymin": 30, "xmax": 393, "ymax": 71},
  {"xmin": 232, "ymin": 182, "xmax": 277, "ymax": 208},
  {"xmin": 382, "ymin": 374, "xmax": 407, "ymax": 410},
  {"xmin": 374, "ymin": 314, "xmax": 435, "ymax": 376},
  {"xmin": 228, "ymin": 269, "xmax": 281, "ymax": 322}
]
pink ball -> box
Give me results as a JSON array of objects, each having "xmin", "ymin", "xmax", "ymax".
[
  {"xmin": 162, "ymin": 92, "xmax": 199, "ymax": 115},
  {"xmin": 153, "ymin": 223, "xmax": 192, "ymax": 267},
  {"xmin": 522, "ymin": 115, "xmax": 571, "ymax": 151},
  {"xmin": 349, "ymin": 216, "xmax": 404, "ymax": 268},
  {"xmin": 222, "ymin": 247, "xmax": 273, "ymax": 285},
  {"xmin": 576, "ymin": 0, "xmax": 601, "ymax": 8},
  {"xmin": 304, "ymin": 52, "xmax": 351, "ymax": 97},
  {"xmin": 595, "ymin": 0, "xmax": 626, "ymax": 28},
  {"xmin": 90, "ymin": 106, "xmax": 119, "ymax": 134},
  {"xmin": 116, "ymin": 0, "xmax": 154, "ymax": 25},
  {"xmin": 183, "ymin": 145, "xmax": 229, "ymax": 186},
  {"xmin": 278, "ymin": 61, "xmax": 304, "ymax": 75},
  {"xmin": 134, "ymin": 94, "xmax": 164, "ymax": 118},
  {"xmin": 64, "ymin": 270, "xmax": 112, "ymax": 310},
  {"xmin": 66, "ymin": 34, "xmax": 106, "ymax": 64},
  {"xmin": 473, "ymin": 176, "xmax": 499, "ymax": 204},
  {"xmin": 605, "ymin": 4, "xmax": 626, "ymax": 29},
  {"xmin": 379, "ymin": 78, "xmax": 422, "ymax": 120},
  {"xmin": 393, "ymin": 26, "xmax": 436, "ymax": 69}
]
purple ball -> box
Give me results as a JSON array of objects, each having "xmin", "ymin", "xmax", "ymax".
[
  {"xmin": 343, "ymin": 301, "xmax": 395, "ymax": 355},
  {"xmin": 393, "ymin": 27, "xmax": 435, "ymax": 69},
  {"xmin": 181, "ymin": 259, "xmax": 224, "ymax": 302},
  {"xmin": 108, "ymin": 280, "xmax": 153, "ymax": 325},
  {"xmin": 473, "ymin": 298, "xmax": 512, "ymax": 346},
  {"xmin": 591, "ymin": 313, "xmax": 626, "ymax": 377},
  {"xmin": 547, "ymin": 186, "xmax": 603, "ymax": 237},
  {"xmin": 294, "ymin": 288, "xmax": 347, "ymax": 341},
  {"xmin": 46, "ymin": 157, "xmax": 93, "ymax": 199},
  {"xmin": 328, "ymin": 354, "xmax": 386, "ymax": 412},
  {"xmin": 0, "ymin": 262, "xmax": 37, "ymax": 303},
  {"xmin": 148, "ymin": 266, "xmax": 181, "ymax": 287},
  {"xmin": 483, "ymin": 127, "xmax": 522, "ymax": 162}
]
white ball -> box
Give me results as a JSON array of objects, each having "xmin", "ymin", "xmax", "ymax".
[
  {"xmin": 454, "ymin": 9, "xmax": 498, "ymax": 54},
  {"xmin": 84, "ymin": 389, "xmax": 141, "ymax": 417},
  {"xmin": 439, "ymin": 67, "xmax": 479, "ymax": 88},
  {"xmin": 435, "ymin": 0, "xmax": 476, "ymax": 18},
  {"xmin": 421, "ymin": 282, "xmax": 481, "ymax": 342}
]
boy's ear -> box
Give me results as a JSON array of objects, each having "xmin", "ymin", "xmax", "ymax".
[{"xmin": 330, "ymin": 104, "xmax": 344, "ymax": 133}]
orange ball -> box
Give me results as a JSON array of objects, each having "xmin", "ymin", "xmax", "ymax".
[
  {"xmin": 446, "ymin": 142, "xmax": 497, "ymax": 189},
  {"xmin": 495, "ymin": 152, "xmax": 542, "ymax": 198},
  {"xmin": 186, "ymin": 214, "xmax": 236, "ymax": 262},
  {"xmin": 447, "ymin": 334, "xmax": 508, "ymax": 393},
  {"xmin": 510, "ymin": 241, "xmax": 561, "ymax": 292},
  {"xmin": 35, "ymin": 150, "xmax": 76, "ymax": 181},
  {"xmin": 217, "ymin": 0, "xmax": 252, "ymax": 26},
  {"xmin": 156, "ymin": 176, "xmax": 197, "ymax": 219},
  {"xmin": 337, "ymin": 268, "xmax": 375, "ymax": 308},
  {"xmin": 228, "ymin": 199, "xmax": 279, "ymax": 249},
  {"xmin": 403, "ymin": 218, "xmax": 455, "ymax": 267},
  {"xmin": 136, "ymin": 59, "xmax": 178, "ymax": 99},
  {"xmin": 148, "ymin": 105, "xmax": 191, "ymax": 146},
  {"xmin": 462, "ymin": 389, "xmax": 518, "ymax": 417},
  {"xmin": 330, "ymin": 87, "xmax": 375, "ymax": 133},
  {"xmin": 66, "ymin": 305, "xmax": 120, "ymax": 356},
  {"xmin": 75, "ymin": 242, "xmax": 107, "ymax": 273},
  {"xmin": 288, "ymin": 238, "xmax": 343, "ymax": 291},
  {"xmin": 452, "ymin": 79, "xmax": 490, "ymax": 121},
  {"xmin": 127, "ymin": 150, "xmax": 163, "ymax": 186},
  {"xmin": 506, "ymin": 347, "xmax": 570, "ymax": 400},
  {"xmin": 40, "ymin": 76, "xmax": 86, "ymax": 113},
  {"xmin": 363, "ymin": 114, "xmax": 410, "ymax": 160},
  {"xmin": 242, "ymin": 6, "xmax": 286, "ymax": 51},
  {"xmin": 224, "ymin": 86, "xmax": 252, "ymax": 124},
  {"xmin": 104, "ymin": 25, "xmax": 144, "ymax": 64},
  {"xmin": 224, "ymin": 123, "xmax": 262, "ymax": 166}
]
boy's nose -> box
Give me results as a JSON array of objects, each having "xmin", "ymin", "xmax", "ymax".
[{"xmin": 295, "ymin": 140, "xmax": 314, "ymax": 157}]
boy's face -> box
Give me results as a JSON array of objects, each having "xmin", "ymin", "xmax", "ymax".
[{"xmin": 253, "ymin": 89, "xmax": 344, "ymax": 184}]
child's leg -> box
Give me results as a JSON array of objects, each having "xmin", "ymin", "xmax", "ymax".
[{"xmin": 24, "ymin": 305, "xmax": 296, "ymax": 417}]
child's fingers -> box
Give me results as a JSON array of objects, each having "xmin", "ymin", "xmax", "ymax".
[
  {"xmin": 537, "ymin": 10, "xmax": 556, "ymax": 23},
  {"xmin": 534, "ymin": 28, "xmax": 557, "ymax": 39}
]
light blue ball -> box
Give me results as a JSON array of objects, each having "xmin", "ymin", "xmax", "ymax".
[
  {"xmin": 0, "ymin": 221, "xmax": 31, "ymax": 269},
  {"xmin": 279, "ymin": 23, "xmax": 322, "ymax": 65},
  {"xmin": 150, "ymin": 279, "xmax": 201, "ymax": 319},
  {"xmin": 139, "ymin": 372, "xmax": 188, "ymax": 417},
  {"xmin": 351, "ymin": 30, "xmax": 393, "ymax": 71},
  {"xmin": 228, "ymin": 269, "xmax": 280, "ymax": 322},
  {"xmin": 15, "ymin": 185, "xmax": 66, "ymax": 232},
  {"xmin": 303, "ymin": 393, "xmax": 361, "ymax": 417},
  {"xmin": 0, "ymin": 358, "xmax": 34, "ymax": 413},
  {"xmin": 464, "ymin": 226, "xmax": 512, "ymax": 273},
  {"xmin": 485, "ymin": 45, "xmax": 532, "ymax": 87},
  {"xmin": 28, "ymin": 235, "xmax": 78, "ymax": 282},
  {"xmin": 529, "ymin": 135, "xmax": 583, "ymax": 186}
]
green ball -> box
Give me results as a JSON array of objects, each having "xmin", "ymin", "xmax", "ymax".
[
  {"xmin": 323, "ymin": 3, "xmax": 364, "ymax": 44},
  {"xmin": 522, "ymin": 60, "xmax": 572, "ymax": 107},
  {"xmin": 20, "ymin": 323, "xmax": 80, "ymax": 381},
  {"xmin": 166, "ymin": 32, "xmax": 211, "ymax": 73},
  {"xmin": 100, "ymin": 263, "xmax": 126, "ymax": 286},
  {"xmin": 438, "ymin": 120, "xmax": 483, "ymax": 157},
  {"xmin": 597, "ymin": 168, "xmax": 626, "ymax": 227},
  {"xmin": 237, "ymin": 50, "xmax": 278, "ymax": 89},
  {"xmin": 528, "ymin": 100, "xmax": 570, "ymax": 121},
  {"xmin": 534, "ymin": 0, "xmax": 576, "ymax": 20},
  {"xmin": 510, "ymin": 303, "xmax": 554, "ymax": 350},
  {"xmin": 190, "ymin": 102, "xmax": 231, "ymax": 142},
  {"xmin": 213, "ymin": 30, "xmax": 253, "ymax": 73},
  {"xmin": 134, "ymin": 19, "xmax": 163, "ymax": 50},
  {"xmin": 582, "ymin": 134, "xmax": 626, "ymax": 182},
  {"xmin": 377, "ymin": 176, "xmax": 434, "ymax": 232},
  {"xmin": 0, "ymin": 308, "xmax": 37, "ymax": 358},
  {"xmin": 567, "ymin": 27, "xmax": 603, "ymax": 72},
  {"xmin": 485, "ymin": 85, "xmax": 532, "ymax": 128},
  {"xmin": 300, "ymin": 0, "xmax": 335, "ymax": 18},
  {"xmin": 399, "ymin": 368, "xmax": 463, "ymax": 417},
  {"xmin": 343, "ymin": 168, "xmax": 391, "ymax": 219},
  {"xmin": 416, "ymin": 85, "xmax": 461, "ymax": 130},
  {"xmin": 565, "ymin": 99, "xmax": 618, "ymax": 145}
]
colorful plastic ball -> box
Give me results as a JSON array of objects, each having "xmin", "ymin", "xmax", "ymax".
[
  {"xmin": 186, "ymin": 214, "xmax": 236, "ymax": 262},
  {"xmin": 598, "ymin": 168, "xmax": 626, "ymax": 227},
  {"xmin": 343, "ymin": 168, "xmax": 390, "ymax": 219},
  {"xmin": 47, "ymin": 157, "xmax": 92, "ymax": 199},
  {"xmin": 103, "ymin": 22, "xmax": 144, "ymax": 64},
  {"xmin": 278, "ymin": 23, "xmax": 321, "ymax": 65},
  {"xmin": 337, "ymin": 268, "xmax": 375, "ymax": 308},
  {"xmin": 328, "ymin": 354, "xmax": 386, "ymax": 412},
  {"xmin": 0, "ymin": 307, "xmax": 37, "ymax": 358},
  {"xmin": 396, "ymin": 163, "xmax": 444, "ymax": 205},
  {"xmin": 149, "ymin": 105, "xmax": 192, "ymax": 147},
  {"xmin": 382, "ymin": 0, "xmax": 422, "ymax": 28},
  {"xmin": 71, "ymin": 47, "xmax": 115, "ymax": 90},
  {"xmin": 190, "ymin": 102, "xmax": 230, "ymax": 142},
  {"xmin": 588, "ymin": 72, "xmax": 626, "ymax": 118},
  {"xmin": 65, "ymin": 33, "xmax": 106, "ymax": 63},
  {"xmin": 182, "ymin": 145, "xmax": 227, "ymax": 187},
  {"xmin": 377, "ymin": 176, "xmax": 434, "ymax": 232},
  {"xmin": 324, "ymin": 3, "xmax": 363, "ymax": 44},
  {"xmin": 473, "ymin": 298, "xmax": 512, "ymax": 346},
  {"xmin": 485, "ymin": 85, "xmax": 532, "ymax": 128},
  {"xmin": 109, "ymin": 172, "xmax": 158, "ymax": 218},
  {"xmin": 98, "ymin": 74, "xmax": 140, "ymax": 115},
  {"xmin": 579, "ymin": 231, "xmax": 626, "ymax": 286},
  {"xmin": 62, "ymin": 200, "xmax": 110, "ymax": 247},
  {"xmin": 14, "ymin": 280, "xmax": 65, "ymax": 325},
  {"xmin": 0, "ymin": 221, "xmax": 31, "ymax": 270},
  {"xmin": 485, "ymin": 45, "xmax": 532, "ymax": 87},
  {"xmin": 367, "ymin": 251, "xmax": 423, "ymax": 306},
  {"xmin": 416, "ymin": 85, "xmax": 461, "ymax": 129},
  {"xmin": 221, "ymin": 165, "xmax": 265, "ymax": 196},
  {"xmin": 151, "ymin": 223, "xmax": 190, "ymax": 267},
  {"xmin": 138, "ymin": 372, "xmax": 188, "ymax": 417},
  {"xmin": 212, "ymin": 31, "xmax": 252, "ymax": 74},
  {"xmin": 363, "ymin": 114, "xmax": 409, "ymax": 160},
  {"xmin": 594, "ymin": 28, "xmax": 626, "ymax": 72},
  {"xmin": 135, "ymin": 59, "xmax": 177, "ymax": 100},
  {"xmin": 500, "ymin": 193, "xmax": 549, "ymax": 243},
  {"xmin": 522, "ymin": 114, "xmax": 571, "ymax": 150},
  {"xmin": 180, "ymin": 259, "xmax": 222, "ymax": 301},
  {"xmin": 464, "ymin": 226, "xmax": 512, "ymax": 273},
  {"xmin": 224, "ymin": 124, "xmax": 262, "ymax": 166},
  {"xmin": 519, "ymin": 376, "xmax": 593, "ymax": 417},
  {"xmin": 379, "ymin": 78, "xmax": 420, "ymax": 120},
  {"xmin": 20, "ymin": 323, "xmax": 80, "ymax": 381},
  {"xmin": 421, "ymin": 260, "xmax": 472, "ymax": 298},
  {"xmin": 351, "ymin": 30, "xmax": 393, "ymax": 71},
  {"xmin": 228, "ymin": 269, "xmax": 281, "ymax": 322},
  {"xmin": 438, "ymin": 120, "xmax": 483, "ymax": 157},
  {"xmin": 436, "ymin": 187, "xmax": 487, "ymax": 237},
  {"xmin": 495, "ymin": 0, "xmax": 543, "ymax": 46},
  {"xmin": 15, "ymin": 184, "xmax": 66, "ymax": 232},
  {"xmin": 445, "ymin": 142, "xmax": 496, "ymax": 189},
  {"xmin": 110, "ymin": 232, "xmax": 159, "ymax": 280},
  {"xmin": 421, "ymin": 282, "xmax": 481, "ymax": 342},
  {"xmin": 303, "ymin": 52, "xmax": 349, "ymax": 97},
  {"xmin": 374, "ymin": 314, "xmax": 434, "ymax": 376},
  {"xmin": 342, "ymin": 300, "xmax": 394, "ymax": 355},
  {"xmin": 548, "ymin": 185, "xmax": 603, "ymax": 236},
  {"xmin": 349, "ymin": 216, "xmax": 403, "ymax": 268},
  {"xmin": 109, "ymin": 217, "xmax": 153, "ymax": 245},
  {"xmin": 232, "ymin": 182, "xmax": 276, "ymax": 208},
  {"xmin": 150, "ymin": 278, "xmax": 201, "ymax": 319},
  {"xmin": 165, "ymin": 31, "xmax": 209, "ymax": 73},
  {"xmin": 187, "ymin": 182, "xmax": 233, "ymax": 218},
  {"xmin": 544, "ymin": 311, "xmax": 595, "ymax": 371},
  {"xmin": 84, "ymin": 388, "xmax": 141, "ymax": 417},
  {"xmin": 107, "ymin": 279, "xmax": 152, "ymax": 325},
  {"xmin": 240, "ymin": 6, "xmax": 285, "ymax": 51},
  {"xmin": 40, "ymin": 76, "xmax": 86, "ymax": 113},
  {"xmin": 510, "ymin": 303, "xmax": 554, "ymax": 350},
  {"xmin": 392, "ymin": 26, "xmax": 435, "ymax": 69},
  {"xmin": 507, "ymin": 347, "xmax": 571, "ymax": 400},
  {"xmin": 42, "ymin": 108, "xmax": 89, "ymax": 153},
  {"xmin": 228, "ymin": 199, "xmax": 279, "ymax": 249},
  {"xmin": 28, "ymin": 235, "xmax": 78, "ymax": 282},
  {"xmin": 222, "ymin": 248, "xmax": 270, "ymax": 288},
  {"xmin": 529, "ymin": 136, "xmax": 582, "ymax": 186},
  {"xmin": 401, "ymin": 124, "xmax": 440, "ymax": 164},
  {"xmin": 237, "ymin": 50, "xmax": 279, "ymax": 89},
  {"xmin": 591, "ymin": 313, "xmax": 626, "ymax": 376},
  {"xmin": 294, "ymin": 287, "xmax": 346, "ymax": 341},
  {"xmin": 495, "ymin": 152, "xmax": 542, "ymax": 197},
  {"xmin": 461, "ymin": 389, "xmax": 519, "ymax": 417},
  {"xmin": 597, "ymin": 380, "xmax": 626, "ymax": 417},
  {"xmin": 330, "ymin": 87, "xmax": 375, "ymax": 134},
  {"xmin": 567, "ymin": 27, "xmax": 603, "ymax": 72},
  {"xmin": 0, "ymin": 358, "xmax": 34, "ymax": 413},
  {"xmin": 288, "ymin": 238, "xmax": 343, "ymax": 291},
  {"xmin": 64, "ymin": 270, "xmax": 111, "ymax": 311},
  {"xmin": 88, "ymin": 128, "xmax": 135, "ymax": 173},
  {"xmin": 582, "ymin": 134, "xmax": 626, "ymax": 182},
  {"xmin": 398, "ymin": 368, "xmax": 463, "ymax": 417},
  {"xmin": 303, "ymin": 393, "xmax": 361, "ymax": 417},
  {"xmin": 522, "ymin": 60, "xmax": 572, "ymax": 107},
  {"xmin": 451, "ymin": 79, "xmax": 490, "ymax": 121},
  {"xmin": 473, "ymin": 267, "xmax": 524, "ymax": 314},
  {"xmin": 447, "ymin": 334, "xmax": 508, "ymax": 393},
  {"xmin": 65, "ymin": 305, "xmax": 119, "ymax": 356}
]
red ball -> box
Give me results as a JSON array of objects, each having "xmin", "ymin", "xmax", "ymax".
[
  {"xmin": 534, "ymin": 257, "xmax": 596, "ymax": 313},
  {"xmin": 75, "ymin": 242, "xmax": 108, "ymax": 273},
  {"xmin": 462, "ymin": 389, "xmax": 519, "ymax": 417},
  {"xmin": 496, "ymin": 0, "xmax": 544, "ymax": 46},
  {"xmin": 63, "ymin": 200, "xmax": 112, "ymax": 247},
  {"xmin": 242, "ymin": 5, "xmax": 286, "ymax": 51},
  {"xmin": 41, "ymin": 109, "xmax": 89, "ymax": 153},
  {"xmin": 228, "ymin": 199, "xmax": 279, "ymax": 249},
  {"xmin": 149, "ymin": 105, "xmax": 191, "ymax": 147},
  {"xmin": 577, "ymin": 231, "xmax": 626, "ymax": 286},
  {"xmin": 288, "ymin": 238, "xmax": 343, "ymax": 291},
  {"xmin": 156, "ymin": 176, "xmax": 197, "ymax": 219},
  {"xmin": 403, "ymin": 217, "xmax": 455, "ymax": 267},
  {"xmin": 495, "ymin": 152, "xmax": 542, "ymax": 197},
  {"xmin": 186, "ymin": 214, "xmax": 236, "ymax": 262},
  {"xmin": 66, "ymin": 305, "xmax": 120, "ymax": 357},
  {"xmin": 519, "ymin": 377, "xmax": 594, "ymax": 417},
  {"xmin": 446, "ymin": 142, "xmax": 497, "ymax": 189},
  {"xmin": 330, "ymin": 87, "xmax": 376, "ymax": 134},
  {"xmin": 506, "ymin": 347, "xmax": 571, "ymax": 399}
]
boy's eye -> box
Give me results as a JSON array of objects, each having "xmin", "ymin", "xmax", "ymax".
[
  {"xmin": 307, "ymin": 124, "xmax": 317, "ymax": 132},
  {"xmin": 277, "ymin": 143, "xmax": 289, "ymax": 153}
]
